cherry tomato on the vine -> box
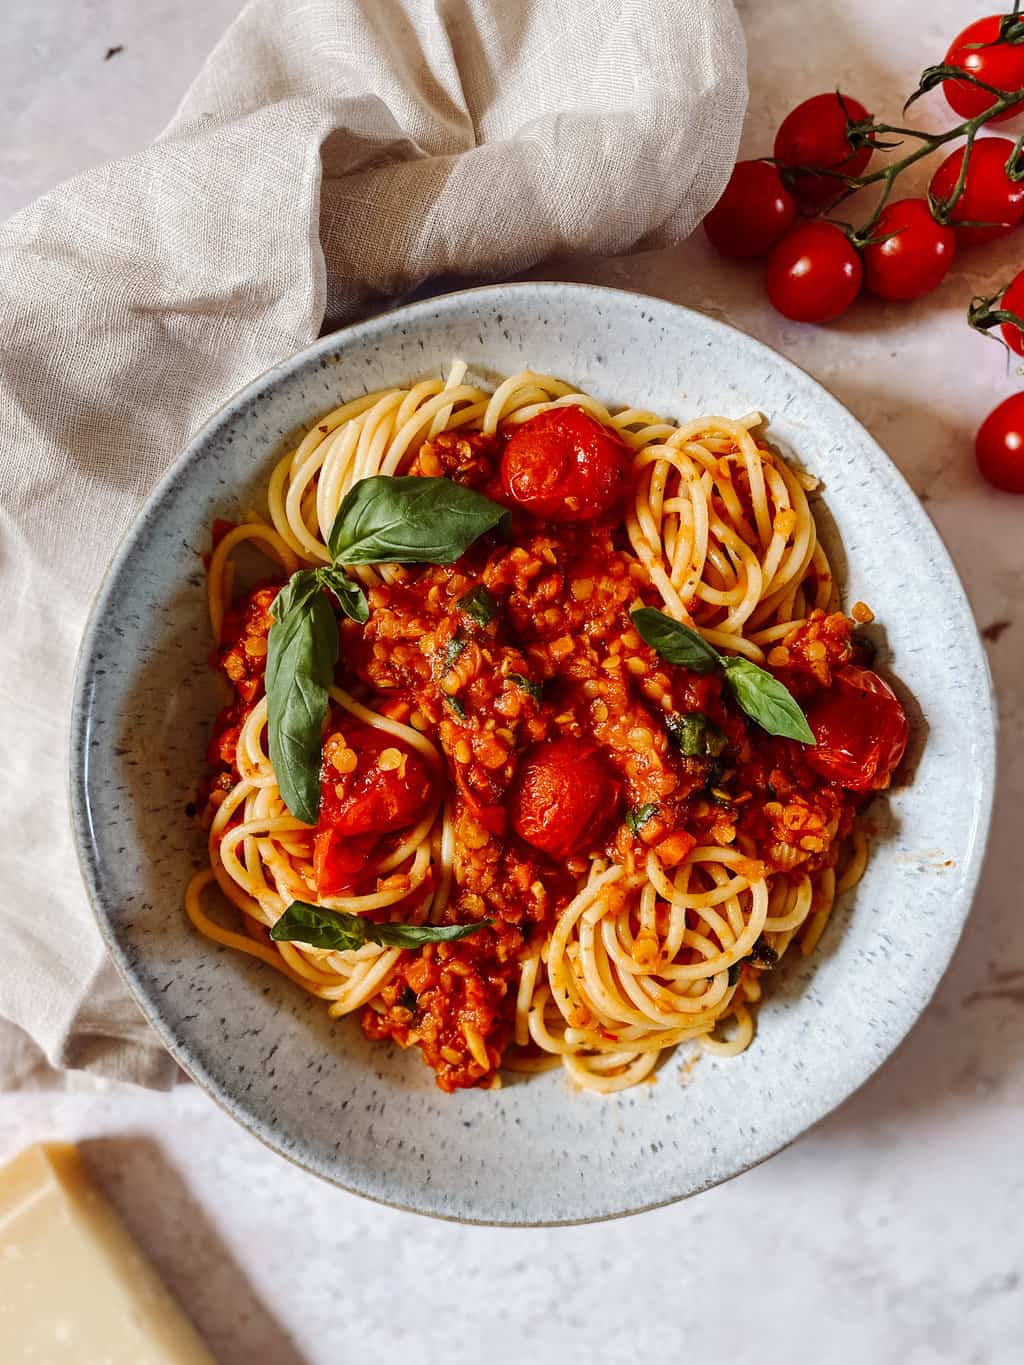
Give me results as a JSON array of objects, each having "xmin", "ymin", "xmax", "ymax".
[
  {"xmin": 995, "ymin": 271, "xmax": 1024, "ymax": 354},
  {"xmin": 862, "ymin": 198, "xmax": 956, "ymax": 301},
  {"xmin": 703, "ymin": 160, "xmax": 796, "ymax": 259},
  {"xmin": 765, "ymin": 221, "xmax": 863, "ymax": 323},
  {"xmin": 774, "ymin": 92, "xmax": 873, "ymax": 205},
  {"xmin": 976, "ymin": 394, "xmax": 1024, "ymax": 493},
  {"xmin": 943, "ymin": 15, "xmax": 1024, "ymax": 123},
  {"xmin": 805, "ymin": 666, "xmax": 909, "ymax": 792},
  {"xmin": 930, "ymin": 137, "xmax": 1024, "ymax": 246},
  {"xmin": 501, "ymin": 406, "xmax": 629, "ymax": 523}
]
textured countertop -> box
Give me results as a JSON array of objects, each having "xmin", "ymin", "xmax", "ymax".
[{"xmin": 2, "ymin": 2, "xmax": 1022, "ymax": 1362}]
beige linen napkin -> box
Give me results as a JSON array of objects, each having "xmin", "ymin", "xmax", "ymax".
[{"xmin": 0, "ymin": 0, "xmax": 746, "ymax": 1088}]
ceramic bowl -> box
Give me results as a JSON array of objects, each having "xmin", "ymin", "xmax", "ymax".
[{"xmin": 70, "ymin": 283, "xmax": 995, "ymax": 1224}]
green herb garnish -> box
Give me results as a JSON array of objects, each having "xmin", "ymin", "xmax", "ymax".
[
  {"xmin": 507, "ymin": 673, "xmax": 542, "ymax": 703},
  {"xmin": 631, "ymin": 608, "xmax": 815, "ymax": 745},
  {"xmin": 399, "ymin": 986, "xmax": 418, "ymax": 1012},
  {"xmin": 266, "ymin": 475, "xmax": 506, "ymax": 823},
  {"xmin": 625, "ymin": 803, "xmax": 659, "ymax": 836},
  {"xmin": 328, "ymin": 475, "xmax": 507, "ymax": 565},
  {"xmin": 271, "ymin": 901, "xmax": 491, "ymax": 952},
  {"xmin": 443, "ymin": 636, "xmax": 467, "ymax": 671},
  {"xmin": 665, "ymin": 711, "xmax": 727, "ymax": 759},
  {"xmin": 457, "ymin": 584, "xmax": 499, "ymax": 626}
]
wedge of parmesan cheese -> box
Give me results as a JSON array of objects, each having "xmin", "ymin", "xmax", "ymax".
[{"xmin": 0, "ymin": 1143, "xmax": 215, "ymax": 1364}]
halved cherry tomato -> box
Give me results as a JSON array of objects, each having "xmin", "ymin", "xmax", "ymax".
[
  {"xmin": 766, "ymin": 222, "xmax": 863, "ymax": 324},
  {"xmin": 929, "ymin": 137, "xmax": 1024, "ymax": 247},
  {"xmin": 509, "ymin": 738, "xmax": 621, "ymax": 858},
  {"xmin": 774, "ymin": 93, "xmax": 872, "ymax": 205},
  {"xmin": 319, "ymin": 722, "xmax": 433, "ymax": 838},
  {"xmin": 863, "ymin": 199, "xmax": 956, "ymax": 301},
  {"xmin": 942, "ymin": 15, "xmax": 1024, "ymax": 123},
  {"xmin": 500, "ymin": 406, "xmax": 629, "ymax": 522},
  {"xmin": 703, "ymin": 160, "xmax": 796, "ymax": 259},
  {"xmin": 805, "ymin": 665, "xmax": 909, "ymax": 791},
  {"xmin": 976, "ymin": 394, "xmax": 1024, "ymax": 493}
]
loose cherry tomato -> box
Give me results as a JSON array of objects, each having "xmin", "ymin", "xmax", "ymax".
[
  {"xmin": 863, "ymin": 198, "xmax": 956, "ymax": 301},
  {"xmin": 976, "ymin": 394, "xmax": 1024, "ymax": 493},
  {"xmin": 319, "ymin": 722, "xmax": 433, "ymax": 838},
  {"xmin": 501, "ymin": 406, "xmax": 629, "ymax": 522},
  {"xmin": 703, "ymin": 160, "xmax": 796, "ymax": 258},
  {"xmin": 805, "ymin": 666, "xmax": 908, "ymax": 792},
  {"xmin": 765, "ymin": 221, "xmax": 863, "ymax": 323},
  {"xmin": 993, "ymin": 270, "xmax": 1024, "ymax": 354},
  {"xmin": 509, "ymin": 738, "xmax": 621, "ymax": 858},
  {"xmin": 774, "ymin": 93, "xmax": 873, "ymax": 205},
  {"xmin": 943, "ymin": 15, "xmax": 1024, "ymax": 122},
  {"xmin": 930, "ymin": 137, "xmax": 1024, "ymax": 246}
]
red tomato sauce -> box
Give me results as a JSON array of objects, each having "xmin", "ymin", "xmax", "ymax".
[{"xmin": 203, "ymin": 412, "xmax": 906, "ymax": 1091}]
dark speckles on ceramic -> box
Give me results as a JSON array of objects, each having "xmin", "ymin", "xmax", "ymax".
[{"xmin": 69, "ymin": 283, "xmax": 995, "ymax": 1226}]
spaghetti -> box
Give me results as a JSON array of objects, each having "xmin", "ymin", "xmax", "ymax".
[{"xmin": 186, "ymin": 364, "xmax": 907, "ymax": 1094}]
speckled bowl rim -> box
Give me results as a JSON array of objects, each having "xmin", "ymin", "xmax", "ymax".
[{"xmin": 69, "ymin": 282, "xmax": 997, "ymax": 1225}]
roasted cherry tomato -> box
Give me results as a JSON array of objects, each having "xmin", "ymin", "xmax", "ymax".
[
  {"xmin": 942, "ymin": 15, "xmax": 1024, "ymax": 122},
  {"xmin": 319, "ymin": 722, "xmax": 433, "ymax": 838},
  {"xmin": 773, "ymin": 92, "xmax": 872, "ymax": 204},
  {"xmin": 509, "ymin": 738, "xmax": 621, "ymax": 858},
  {"xmin": 703, "ymin": 160, "xmax": 796, "ymax": 258},
  {"xmin": 313, "ymin": 830, "xmax": 377, "ymax": 898},
  {"xmin": 805, "ymin": 665, "xmax": 909, "ymax": 792},
  {"xmin": 863, "ymin": 198, "xmax": 956, "ymax": 301},
  {"xmin": 929, "ymin": 137, "xmax": 1024, "ymax": 247},
  {"xmin": 766, "ymin": 221, "xmax": 863, "ymax": 323},
  {"xmin": 976, "ymin": 394, "xmax": 1024, "ymax": 493},
  {"xmin": 500, "ymin": 406, "xmax": 629, "ymax": 522}
]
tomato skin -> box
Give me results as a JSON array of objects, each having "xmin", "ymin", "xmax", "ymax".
[
  {"xmin": 509, "ymin": 738, "xmax": 621, "ymax": 858},
  {"xmin": 863, "ymin": 199, "xmax": 955, "ymax": 301},
  {"xmin": 319, "ymin": 722, "xmax": 433, "ymax": 837},
  {"xmin": 976, "ymin": 394, "xmax": 1024, "ymax": 493},
  {"xmin": 703, "ymin": 161, "xmax": 796, "ymax": 259},
  {"xmin": 774, "ymin": 93, "xmax": 872, "ymax": 204},
  {"xmin": 501, "ymin": 407, "xmax": 629, "ymax": 523},
  {"xmin": 997, "ymin": 271, "xmax": 1024, "ymax": 355},
  {"xmin": 929, "ymin": 138, "xmax": 1024, "ymax": 247},
  {"xmin": 765, "ymin": 222, "xmax": 863, "ymax": 323},
  {"xmin": 805, "ymin": 666, "xmax": 909, "ymax": 792},
  {"xmin": 943, "ymin": 16, "xmax": 1024, "ymax": 122}
]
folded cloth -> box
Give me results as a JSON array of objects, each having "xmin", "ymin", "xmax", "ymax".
[{"xmin": 0, "ymin": 0, "xmax": 746, "ymax": 1088}]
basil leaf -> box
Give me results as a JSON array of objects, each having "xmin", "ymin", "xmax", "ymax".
[
  {"xmin": 266, "ymin": 575, "xmax": 338, "ymax": 824},
  {"xmin": 270, "ymin": 900, "xmax": 490, "ymax": 951},
  {"xmin": 507, "ymin": 673, "xmax": 542, "ymax": 703},
  {"xmin": 328, "ymin": 476, "xmax": 507, "ymax": 565},
  {"xmin": 665, "ymin": 711, "xmax": 727, "ymax": 758},
  {"xmin": 625, "ymin": 803, "xmax": 659, "ymax": 836},
  {"xmin": 318, "ymin": 564, "xmax": 369, "ymax": 625},
  {"xmin": 400, "ymin": 986, "xmax": 418, "ymax": 1012},
  {"xmin": 444, "ymin": 695, "xmax": 467, "ymax": 720},
  {"xmin": 721, "ymin": 658, "xmax": 815, "ymax": 745},
  {"xmin": 749, "ymin": 936, "xmax": 779, "ymax": 968},
  {"xmin": 443, "ymin": 636, "xmax": 467, "ymax": 671},
  {"xmin": 630, "ymin": 608, "xmax": 721, "ymax": 674},
  {"xmin": 457, "ymin": 584, "xmax": 499, "ymax": 626}
]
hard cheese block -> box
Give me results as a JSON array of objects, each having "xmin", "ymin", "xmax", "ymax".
[{"xmin": 0, "ymin": 1143, "xmax": 215, "ymax": 1364}]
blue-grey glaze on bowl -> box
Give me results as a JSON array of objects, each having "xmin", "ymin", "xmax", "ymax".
[{"xmin": 69, "ymin": 283, "xmax": 995, "ymax": 1225}]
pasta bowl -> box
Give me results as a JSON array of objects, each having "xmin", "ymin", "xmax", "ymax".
[{"xmin": 70, "ymin": 283, "xmax": 995, "ymax": 1224}]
